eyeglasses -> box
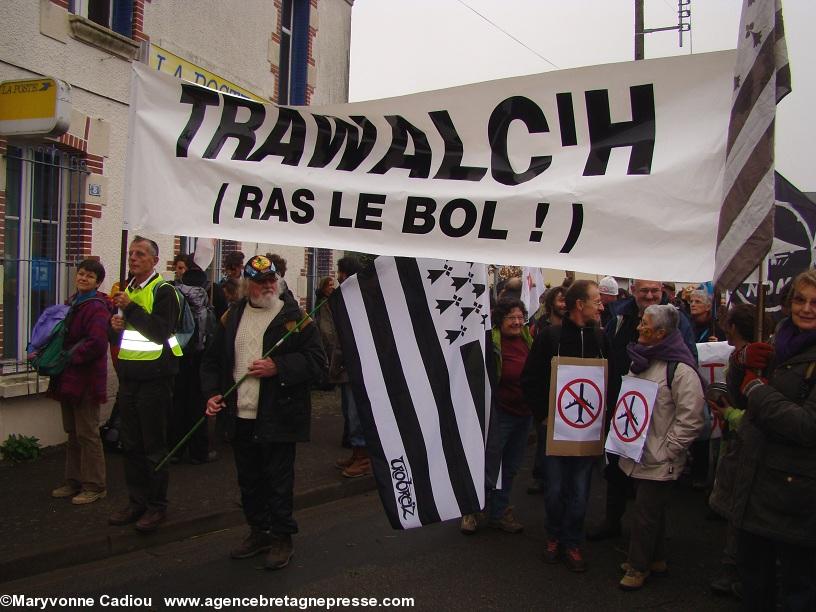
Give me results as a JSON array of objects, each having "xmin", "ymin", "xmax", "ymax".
[
  {"xmin": 504, "ymin": 315, "xmax": 525, "ymax": 322},
  {"xmin": 792, "ymin": 295, "xmax": 816, "ymax": 308}
]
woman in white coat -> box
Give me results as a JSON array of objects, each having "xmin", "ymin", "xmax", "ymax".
[{"xmin": 617, "ymin": 304, "xmax": 705, "ymax": 590}]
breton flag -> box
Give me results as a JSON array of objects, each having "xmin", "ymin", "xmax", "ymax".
[
  {"xmin": 714, "ymin": 0, "xmax": 791, "ymax": 291},
  {"xmin": 331, "ymin": 257, "xmax": 494, "ymax": 529}
]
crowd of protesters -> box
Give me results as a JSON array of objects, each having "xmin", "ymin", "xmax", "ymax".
[
  {"xmin": 469, "ymin": 271, "xmax": 815, "ymax": 609},
  {"xmin": 28, "ymin": 251, "xmax": 815, "ymax": 606}
]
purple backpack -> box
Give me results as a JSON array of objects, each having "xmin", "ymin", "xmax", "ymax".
[{"xmin": 27, "ymin": 304, "xmax": 70, "ymax": 353}]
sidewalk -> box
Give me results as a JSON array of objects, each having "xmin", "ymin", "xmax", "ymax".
[{"xmin": 0, "ymin": 389, "xmax": 376, "ymax": 583}]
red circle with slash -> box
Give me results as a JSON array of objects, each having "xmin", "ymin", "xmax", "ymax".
[
  {"xmin": 612, "ymin": 391, "xmax": 650, "ymax": 443},
  {"xmin": 556, "ymin": 378, "xmax": 603, "ymax": 429}
]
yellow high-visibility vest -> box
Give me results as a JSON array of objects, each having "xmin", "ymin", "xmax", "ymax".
[{"xmin": 118, "ymin": 275, "xmax": 183, "ymax": 361}]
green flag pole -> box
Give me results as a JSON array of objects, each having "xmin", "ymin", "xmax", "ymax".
[{"xmin": 155, "ymin": 298, "xmax": 328, "ymax": 472}]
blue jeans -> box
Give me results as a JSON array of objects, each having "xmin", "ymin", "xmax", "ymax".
[
  {"xmin": 543, "ymin": 455, "xmax": 594, "ymax": 548},
  {"xmin": 341, "ymin": 384, "xmax": 365, "ymax": 447},
  {"xmin": 488, "ymin": 411, "xmax": 532, "ymax": 520},
  {"xmin": 531, "ymin": 421, "xmax": 548, "ymax": 484}
]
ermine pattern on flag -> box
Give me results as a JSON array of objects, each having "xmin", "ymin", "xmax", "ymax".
[
  {"xmin": 332, "ymin": 257, "xmax": 492, "ymax": 529},
  {"xmin": 715, "ymin": 0, "xmax": 791, "ymax": 291}
]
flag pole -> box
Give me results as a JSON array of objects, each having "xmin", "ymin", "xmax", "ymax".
[
  {"xmin": 155, "ymin": 298, "xmax": 328, "ymax": 471},
  {"xmin": 756, "ymin": 262, "xmax": 766, "ymax": 342}
]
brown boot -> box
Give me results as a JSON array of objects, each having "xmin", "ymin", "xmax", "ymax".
[
  {"xmin": 342, "ymin": 447, "xmax": 372, "ymax": 478},
  {"xmin": 334, "ymin": 449, "xmax": 356, "ymax": 470}
]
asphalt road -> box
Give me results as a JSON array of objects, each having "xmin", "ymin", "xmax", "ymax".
[{"xmin": 2, "ymin": 461, "xmax": 740, "ymax": 612}]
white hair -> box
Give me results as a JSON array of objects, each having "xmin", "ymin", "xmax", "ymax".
[
  {"xmin": 690, "ymin": 290, "xmax": 712, "ymax": 306},
  {"xmin": 643, "ymin": 304, "xmax": 679, "ymax": 333}
]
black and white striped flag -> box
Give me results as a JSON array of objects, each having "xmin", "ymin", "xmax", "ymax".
[
  {"xmin": 331, "ymin": 257, "xmax": 493, "ymax": 529},
  {"xmin": 714, "ymin": 0, "xmax": 791, "ymax": 291}
]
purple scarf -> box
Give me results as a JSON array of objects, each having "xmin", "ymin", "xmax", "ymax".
[
  {"xmin": 773, "ymin": 317, "xmax": 816, "ymax": 364},
  {"xmin": 627, "ymin": 329, "xmax": 697, "ymax": 374}
]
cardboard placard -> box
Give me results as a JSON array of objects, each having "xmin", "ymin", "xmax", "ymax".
[{"xmin": 546, "ymin": 356, "xmax": 608, "ymax": 457}]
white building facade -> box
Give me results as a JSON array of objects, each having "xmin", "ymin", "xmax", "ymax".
[{"xmin": 0, "ymin": 0, "xmax": 353, "ymax": 445}]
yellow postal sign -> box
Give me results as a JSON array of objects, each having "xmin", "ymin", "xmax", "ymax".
[{"xmin": 0, "ymin": 77, "xmax": 71, "ymax": 136}]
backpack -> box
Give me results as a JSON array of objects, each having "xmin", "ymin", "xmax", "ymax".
[
  {"xmin": 27, "ymin": 304, "xmax": 70, "ymax": 353},
  {"xmin": 175, "ymin": 283, "xmax": 217, "ymax": 352},
  {"xmin": 30, "ymin": 298, "xmax": 106, "ymax": 376},
  {"xmin": 153, "ymin": 282, "xmax": 196, "ymax": 350},
  {"xmin": 31, "ymin": 316, "xmax": 76, "ymax": 376}
]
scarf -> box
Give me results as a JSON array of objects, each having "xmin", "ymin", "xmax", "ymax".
[
  {"xmin": 72, "ymin": 289, "xmax": 98, "ymax": 306},
  {"xmin": 773, "ymin": 317, "xmax": 816, "ymax": 364},
  {"xmin": 627, "ymin": 329, "xmax": 696, "ymax": 374}
]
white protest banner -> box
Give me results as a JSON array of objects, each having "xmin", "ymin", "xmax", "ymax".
[
  {"xmin": 551, "ymin": 362, "xmax": 606, "ymax": 443},
  {"xmin": 696, "ymin": 341, "xmax": 734, "ymax": 439},
  {"xmin": 125, "ymin": 52, "xmax": 734, "ymax": 281},
  {"xmin": 605, "ymin": 375, "xmax": 659, "ymax": 462}
]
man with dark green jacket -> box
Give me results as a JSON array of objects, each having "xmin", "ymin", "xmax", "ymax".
[{"xmin": 202, "ymin": 255, "xmax": 325, "ymax": 570}]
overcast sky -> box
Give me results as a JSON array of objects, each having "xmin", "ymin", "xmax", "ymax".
[{"xmin": 349, "ymin": 0, "xmax": 814, "ymax": 191}]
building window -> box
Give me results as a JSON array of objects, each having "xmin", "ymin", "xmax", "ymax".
[
  {"xmin": 278, "ymin": 0, "xmax": 309, "ymax": 106},
  {"xmin": 3, "ymin": 146, "xmax": 73, "ymax": 363},
  {"xmin": 70, "ymin": 0, "xmax": 133, "ymax": 38}
]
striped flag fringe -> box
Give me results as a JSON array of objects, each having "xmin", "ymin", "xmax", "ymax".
[
  {"xmin": 331, "ymin": 257, "xmax": 496, "ymax": 529},
  {"xmin": 715, "ymin": 0, "xmax": 791, "ymax": 291}
]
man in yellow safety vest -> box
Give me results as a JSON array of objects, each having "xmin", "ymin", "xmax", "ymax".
[{"xmin": 109, "ymin": 236, "xmax": 182, "ymax": 533}]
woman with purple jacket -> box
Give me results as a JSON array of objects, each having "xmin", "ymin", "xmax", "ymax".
[{"xmin": 47, "ymin": 259, "xmax": 114, "ymax": 505}]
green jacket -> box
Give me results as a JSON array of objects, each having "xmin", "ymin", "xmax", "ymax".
[{"xmin": 490, "ymin": 326, "xmax": 533, "ymax": 384}]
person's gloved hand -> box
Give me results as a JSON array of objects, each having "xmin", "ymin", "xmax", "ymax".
[
  {"xmin": 740, "ymin": 369, "xmax": 768, "ymax": 395},
  {"xmin": 734, "ymin": 342, "xmax": 774, "ymax": 370}
]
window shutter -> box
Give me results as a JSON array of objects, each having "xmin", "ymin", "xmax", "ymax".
[
  {"xmin": 290, "ymin": 0, "xmax": 310, "ymax": 105},
  {"xmin": 112, "ymin": 0, "xmax": 133, "ymax": 38}
]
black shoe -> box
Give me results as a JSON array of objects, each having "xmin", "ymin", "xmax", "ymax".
[
  {"xmin": 586, "ymin": 521, "xmax": 622, "ymax": 542},
  {"xmin": 134, "ymin": 509, "xmax": 166, "ymax": 533},
  {"xmin": 108, "ymin": 506, "xmax": 145, "ymax": 526},
  {"xmin": 230, "ymin": 528, "xmax": 274, "ymax": 559},
  {"xmin": 265, "ymin": 534, "xmax": 294, "ymax": 570}
]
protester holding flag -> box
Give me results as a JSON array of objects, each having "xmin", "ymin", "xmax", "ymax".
[
  {"xmin": 201, "ymin": 255, "xmax": 325, "ymax": 570},
  {"xmin": 460, "ymin": 298, "xmax": 533, "ymax": 535},
  {"xmin": 616, "ymin": 304, "xmax": 704, "ymax": 590},
  {"xmin": 707, "ymin": 304, "xmax": 770, "ymax": 599},
  {"xmin": 332, "ymin": 256, "xmax": 372, "ymax": 479},
  {"xmin": 710, "ymin": 269, "xmax": 816, "ymax": 610},
  {"xmin": 109, "ymin": 237, "xmax": 181, "ymax": 533},
  {"xmin": 522, "ymin": 280, "xmax": 609, "ymax": 572}
]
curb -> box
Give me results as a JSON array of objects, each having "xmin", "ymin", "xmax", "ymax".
[{"xmin": 0, "ymin": 475, "xmax": 376, "ymax": 584}]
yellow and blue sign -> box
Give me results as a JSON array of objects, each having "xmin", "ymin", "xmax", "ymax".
[
  {"xmin": 0, "ymin": 77, "xmax": 71, "ymax": 136},
  {"xmin": 148, "ymin": 44, "xmax": 265, "ymax": 102}
]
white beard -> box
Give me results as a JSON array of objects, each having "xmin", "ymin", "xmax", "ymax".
[{"xmin": 249, "ymin": 293, "xmax": 282, "ymax": 310}]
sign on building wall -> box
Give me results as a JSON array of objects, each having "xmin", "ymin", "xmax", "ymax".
[
  {"xmin": 126, "ymin": 52, "xmax": 734, "ymax": 281},
  {"xmin": 0, "ymin": 77, "xmax": 71, "ymax": 136},
  {"xmin": 147, "ymin": 44, "xmax": 265, "ymax": 102}
]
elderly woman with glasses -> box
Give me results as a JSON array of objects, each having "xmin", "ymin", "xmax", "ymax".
[
  {"xmin": 711, "ymin": 269, "xmax": 816, "ymax": 611},
  {"xmin": 460, "ymin": 298, "xmax": 534, "ymax": 535},
  {"xmin": 617, "ymin": 304, "xmax": 705, "ymax": 591}
]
